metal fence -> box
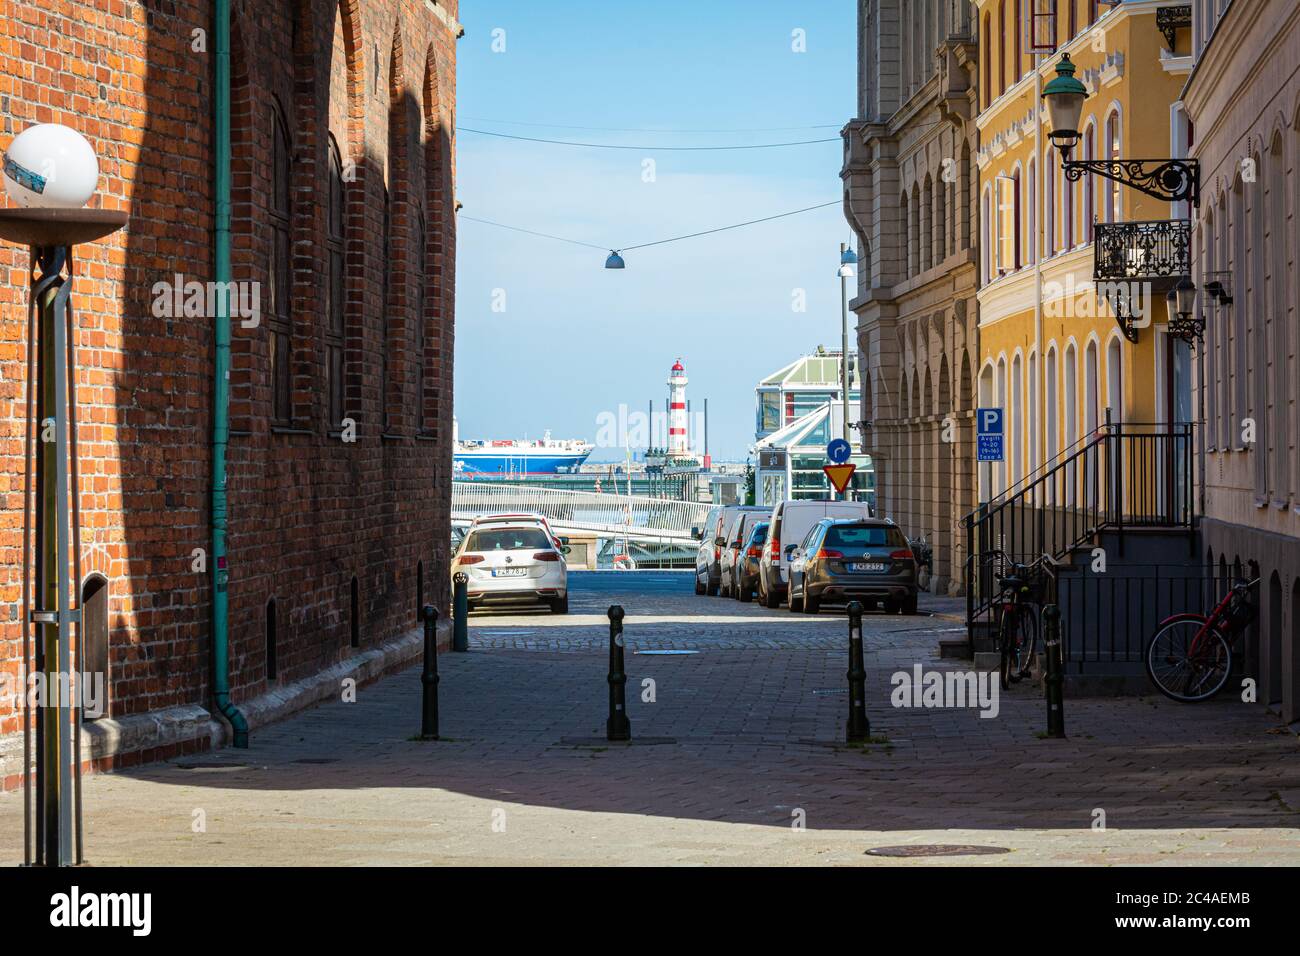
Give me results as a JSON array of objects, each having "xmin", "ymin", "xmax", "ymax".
[{"xmin": 1055, "ymin": 564, "xmax": 1218, "ymax": 668}]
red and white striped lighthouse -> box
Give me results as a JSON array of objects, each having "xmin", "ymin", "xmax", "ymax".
[{"xmin": 668, "ymin": 358, "xmax": 689, "ymax": 456}]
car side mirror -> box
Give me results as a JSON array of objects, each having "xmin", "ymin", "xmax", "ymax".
[
  {"xmin": 691, "ymin": 527, "xmax": 701, "ymax": 540},
  {"xmin": 785, "ymin": 544, "xmax": 798, "ymax": 559},
  {"xmin": 561, "ymin": 545, "xmax": 572, "ymax": 555},
  {"xmin": 558, "ymin": 536, "xmax": 570, "ymax": 546}
]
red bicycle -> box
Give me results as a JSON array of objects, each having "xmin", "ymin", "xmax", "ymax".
[{"xmin": 1145, "ymin": 578, "xmax": 1260, "ymax": 702}]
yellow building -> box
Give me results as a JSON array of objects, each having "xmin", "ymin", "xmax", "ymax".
[{"xmin": 974, "ymin": 0, "xmax": 1195, "ymax": 505}]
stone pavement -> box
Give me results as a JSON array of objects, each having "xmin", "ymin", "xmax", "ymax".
[{"xmin": 2, "ymin": 572, "xmax": 1297, "ymax": 866}]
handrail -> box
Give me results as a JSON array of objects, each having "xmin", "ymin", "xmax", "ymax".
[{"xmin": 964, "ymin": 422, "xmax": 1195, "ymax": 638}]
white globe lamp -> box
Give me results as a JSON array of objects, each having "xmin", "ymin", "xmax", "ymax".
[{"xmin": 2, "ymin": 123, "xmax": 100, "ymax": 209}]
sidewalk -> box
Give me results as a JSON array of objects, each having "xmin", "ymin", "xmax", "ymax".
[{"xmin": 1, "ymin": 577, "xmax": 1296, "ymax": 865}]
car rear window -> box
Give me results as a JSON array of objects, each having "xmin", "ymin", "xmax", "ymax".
[
  {"xmin": 824, "ymin": 525, "xmax": 907, "ymax": 549},
  {"xmin": 465, "ymin": 528, "xmax": 551, "ymax": 552}
]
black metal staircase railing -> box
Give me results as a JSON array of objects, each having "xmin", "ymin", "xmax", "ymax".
[{"xmin": 964, "ymin": 420, "xmax": 1195, "ymax": 638}]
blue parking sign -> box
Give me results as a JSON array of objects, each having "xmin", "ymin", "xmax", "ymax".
[
  {"xmin": 977, "ymin": 408, "xmax": 1004, "ymax": 435},
  {"xmin": 977, "ymin": 407, "xmax": 1004, "ymax": 462}
]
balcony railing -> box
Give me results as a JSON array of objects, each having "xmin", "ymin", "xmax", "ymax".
[{"xmin": 1093, "ymin": 218, "xmax": 1191, "ymax": 283}]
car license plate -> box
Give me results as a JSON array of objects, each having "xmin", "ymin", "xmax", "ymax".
[
  {"xmin": 849, "ymin": 562, "xmax": 887, "ymax": 573},
  {"xmin": 492, "ymin": 568, "xmax": 528, "ymax": 578}
]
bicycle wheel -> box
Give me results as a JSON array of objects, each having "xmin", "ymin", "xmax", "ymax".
[
  {"xmin": 1014, "ymin": 608, "xmax": 1039, "ymax": 680},
  {"xmin": 1145, "ymin": 617, "xmax": 1233, "ymax": 702},
  {"xmin": 998, "ymin": 610, "xmax": 1018, "ymax": 691}
]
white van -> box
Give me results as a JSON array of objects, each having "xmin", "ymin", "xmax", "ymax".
[{"xmin": 757, "ymin": 499, "xmax": 874, "ymax": 608}]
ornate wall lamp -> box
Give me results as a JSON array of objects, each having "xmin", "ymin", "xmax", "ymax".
[{"xmin": 1042, "ymin": 53, "xmax": 1200, "ymax": 207}]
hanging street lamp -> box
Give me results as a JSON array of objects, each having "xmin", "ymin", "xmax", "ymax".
[
  {"xmin": 1165, "ymin": 277, "xmax": 1205, "ymax": 345},
  {"xmin": 1042, "ymin": 53, "xmax": 1200, "ymax": 207}
]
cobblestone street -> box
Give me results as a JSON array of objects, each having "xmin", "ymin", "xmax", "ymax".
[{"xmin": 3, "ymin": 572, "xmax": 1298, "ymax": 866}]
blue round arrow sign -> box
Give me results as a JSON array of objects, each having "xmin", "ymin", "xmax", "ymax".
[{"xmin": 826, "ymin": 438, "xmax": 851, "ymax": 464}]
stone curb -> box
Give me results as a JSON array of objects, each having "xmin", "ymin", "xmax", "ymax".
[{"xmin": 0, "ymin": 619, "xmax": 449, "ymax": 789}]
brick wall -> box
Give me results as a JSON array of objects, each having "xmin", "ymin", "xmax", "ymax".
[{"xmin": 0, "ymin": 0, "xmax": 457, "ymax": 763}]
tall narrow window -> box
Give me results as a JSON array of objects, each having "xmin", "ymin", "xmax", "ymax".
[
  {"xmin": 81, "ymin": 576, "xmax": 110, "ymax": 721},
  {"xmin": 999, "ymin": 1, "xmax": 1009, "ymax": 96},
  {"xmin": 415, "ymin": 214, "xmax": 427, "ymax": 431},
  {"xmin": 266, "ymin": 599, "xmax": 278, "ymax": 681},
  {"xmin": 1064, "ymin": 150, "xmax": 1075, "ymax": 248},
  {"xmin": 1027, "ymin": 157, "xmax": 1037, "ymax": 264},
  {"xmin": 350, "ymin": 576, "xmax": 360, "ymax": 648},
  {"xmin": 1013, "ymin": 0, "xmax": 1022, "ymax": 83},
  {"xmin": 416, "ymin": 560, "xmax": 424, "ymax": 622},
  {"xmin": 1105, "ymin": 110, "xmax": 1122, "ymax": 223},
  {"xmin": 1069, "ymin": 0, "xmax": 1078, "ymax": 39},
  {"xmin": 382, "ymin": 187, "xmax": 391, "ymax": 432},
  {"xmin": 1046, "ymin": 150, "xmax": 1057, "ymax": 256},
  {"xmin": 269, "ymin": 105, "xmax": 292, "ymax": 423},
  {"xmin": 1013, "ymin": 168, "xmax": 1022, "ymax": 268},
  {"xmin": 982, "ymin": 13, "xmax": 992, "ymax": 108},
  {"xmin": 1083, "ymin": 124, "xmax": 1096, "ymax": 242},
  {"xmin": 326, "ymin": 136, "xmax": 346, "ymax": 428}
]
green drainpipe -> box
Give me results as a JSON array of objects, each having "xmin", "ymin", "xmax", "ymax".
[{"xmin": 212, "ymin": 0, "xmax": 248, "ymax": 747}]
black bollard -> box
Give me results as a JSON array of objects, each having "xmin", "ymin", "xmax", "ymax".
[
  {"xmin": 606, "ymin": 605, "xmax": 631, "ymax": 741},
  {"xmin": 420, "ymin": 604, "xmax": 440, "ymax": 740},
  {"xmin": 1043, "ymin": 604, "xmax": 1065, "ymax": 738},
  {"xmin": 845, "ymin": 600, "xmax": 871, "ymax": 743},
  {"xmin": 452, "ymin": 571, "xmax": 469, "ymax": 652}
]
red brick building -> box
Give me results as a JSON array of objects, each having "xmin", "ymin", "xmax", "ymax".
[{"xmin": 0, "ymin": 0, "xmax": 459, "ymax": 788}]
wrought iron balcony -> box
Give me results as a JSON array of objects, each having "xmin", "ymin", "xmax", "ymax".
[{"xmin": 1093, "ymin": 218, "xmax": 1191, "ymax": 283}]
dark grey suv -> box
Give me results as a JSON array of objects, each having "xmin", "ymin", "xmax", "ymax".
[{"xmin": 787, "ymin": 518, "xmax": 918, "ymax": 614}]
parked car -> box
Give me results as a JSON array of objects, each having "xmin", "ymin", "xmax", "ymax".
[
  {"xmin": 694, "ymin": 504, "xmax": 767, "ymax": 596},
  {"xmin": 757, "ymin": 499, "xmax": 875, "ymax": 608},
  {"xmin": 732, "ymin": 521, "xmax": 769, "ymax": 602},
  {"xmin": 452, "ymin": 523, "xmax": 569, "ymax": 614},
  {"xmin": 468, "ymin": 512, "xmax": 566, "ymax": 550},
  {"xmin": 787, "ymin": 518, "xmax": 917, "ymax": 614},
  {"xmin": 720, "ymin": 510, "xmax": 769, "ymax": 597}
]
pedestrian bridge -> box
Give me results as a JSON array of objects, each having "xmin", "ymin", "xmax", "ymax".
[{"xmin": 451, "ymin": 481, "xmax": 714, "ymax": 544}]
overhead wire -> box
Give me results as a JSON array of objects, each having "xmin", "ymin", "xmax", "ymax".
[
  {"xmin": 460, "ymin": 201, "xmax": 841, "ymax": 254},
  {"xmin": 457, "ymin": 127, "xmax": 840, "ymax": 150},
  {"xmin": 459, "ymin": 116, "xmax": 844, "ymax": 134}
]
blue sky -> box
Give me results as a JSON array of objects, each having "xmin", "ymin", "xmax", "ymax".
[{"xmin": 454, "ymin": 1, "xmax": 855, "ymax": 461}]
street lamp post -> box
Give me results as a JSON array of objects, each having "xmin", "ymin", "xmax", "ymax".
[
  {"xmin": 1, "ymin": 123, "xmax": 126, "ymax": 867},
  {"xmin": 838, "ymin": 244, "xmax": 857, "ymax": 501},
  {"xmin": 0, "ymin": 208, "xmax": 127, "ymax": 867}
]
